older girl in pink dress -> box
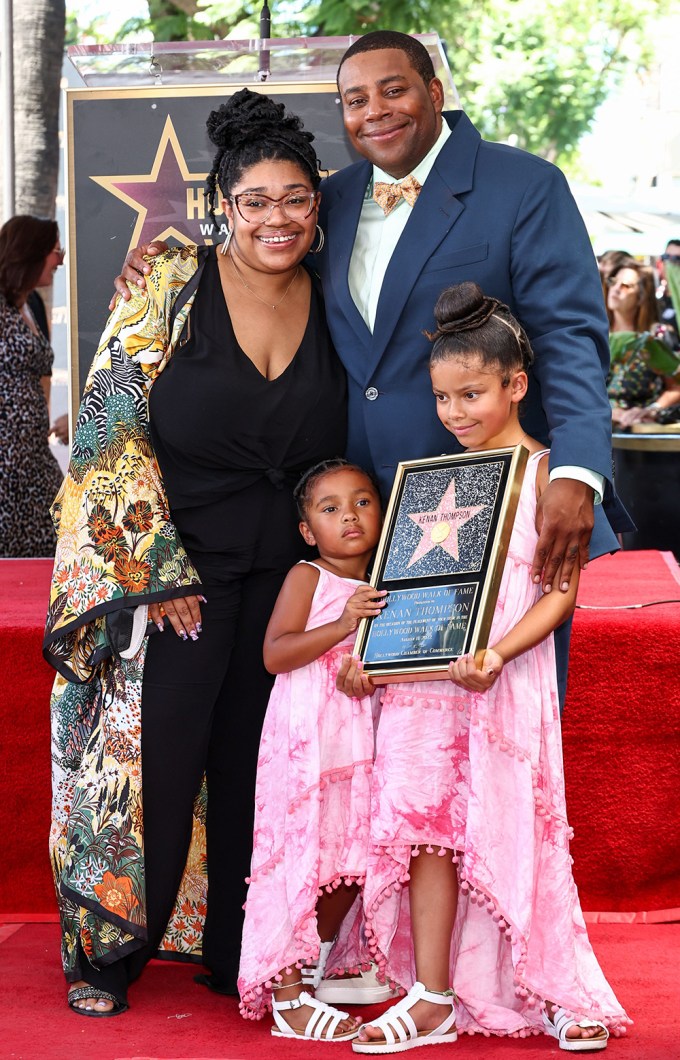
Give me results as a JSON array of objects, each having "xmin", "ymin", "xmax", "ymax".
[
  {"xmin": 339, "ymin": 282, "xmax": 630, "ymax": 1055},
  {"xmin": 238, "ymin": 459, "xmax": 386, "ymax": 1042}
]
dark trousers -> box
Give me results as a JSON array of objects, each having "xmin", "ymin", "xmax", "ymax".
[{"xmin": 78, "ymin": 484, "xmax": 302, "ymax": 1001}]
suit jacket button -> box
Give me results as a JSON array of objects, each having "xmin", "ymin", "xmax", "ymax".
[{"xmin": 365, "ymin": 386, "xmax": 379, "ymax": 401}]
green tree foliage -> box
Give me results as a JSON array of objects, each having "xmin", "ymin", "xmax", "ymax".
[{"xmin": 116, "ymin": 0, "xmax": 670, "ymax": 166}]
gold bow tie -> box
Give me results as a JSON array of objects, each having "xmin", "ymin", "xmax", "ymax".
[{"xmin": 373, "ymin": 174, "xmax": 422, "ymax": 216}]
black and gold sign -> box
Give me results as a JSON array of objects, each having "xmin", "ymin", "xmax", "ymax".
[{"xmin": 354, "ymin": 446, "xmax": 528, "ymax": 683}]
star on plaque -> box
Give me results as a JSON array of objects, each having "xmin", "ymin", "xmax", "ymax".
[
  {"xmin": 407, "ymin": 478, "xmax": 486, "ymax": 567},
  {"xmin": 91, "ymin": 116, "xmax": 209, "ymax": 251}
]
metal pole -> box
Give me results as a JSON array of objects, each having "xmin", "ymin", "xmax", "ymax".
[
  {"xmin": 257, "ymin": 1, "xmax": 271, "ymax": 82},
  {"xmin": 0, "ymin": 0, "xmax": 15, "ymax": 220}
]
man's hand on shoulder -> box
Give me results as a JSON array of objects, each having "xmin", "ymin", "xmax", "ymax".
[
  {"xmin": 109, "ymin": 240, "xmax": 169, "ymax": 310},
  {"xmin": 532, "ymin": 478, "xmax": 594, "ymax": 593}
]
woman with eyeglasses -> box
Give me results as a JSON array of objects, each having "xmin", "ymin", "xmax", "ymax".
[
  {"xmin": 46, "ymin": 88, "xmax": 347, "ymax": 1017},
  {"xmin": 606, "ymin": 260, "xmax": 680, "ymax": 428},
  {"xmin": 0, "ymin": 215, "xmax": 64, "ymax": 556}
]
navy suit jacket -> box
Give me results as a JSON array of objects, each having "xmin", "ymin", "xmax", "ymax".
[{"xmin": 316, "ymin": 111, "xmax": 632, "ymax": 557}]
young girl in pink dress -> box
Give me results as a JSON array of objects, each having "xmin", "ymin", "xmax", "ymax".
[
  {"xmin": 238, "ymin": 459, "xmax": 387, "ymax": 1042},
  {"xmin": 340, "ymin": 282, "xmax": 630, "ymax": 1054}
]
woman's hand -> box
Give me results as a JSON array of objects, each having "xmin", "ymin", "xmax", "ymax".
[
  {"xmin": 616, "ymin": 404, "xmax": 657, "ymax": 428},
  {"xmin": 109, "ymin": 240, "xmax": 170, "ymax": 309},
  {"xmin": 148, "ymin": 594, "xmax": 204, "ymax": 641},
  {"xmin": 336, "ymin": 653, "xmax": 375, "ymax": 699},
  {"xmin": 337, "ymin": 586, "xmax": 387, "ymax": 636},
  {"xmin": 448, "ymin": 648, "xmax": 504, "ymax": 692}
]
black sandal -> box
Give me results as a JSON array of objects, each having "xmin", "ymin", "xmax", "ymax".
[{"xmin": 68, "ymin": 985, "xmax": 128, "ymax": 1017}]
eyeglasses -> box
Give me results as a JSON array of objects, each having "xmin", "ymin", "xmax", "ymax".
[
  {"xmin": 660, "ymin": 253, "xmax": 680, "ymax": 264},
  {"xmin": 606, "ymin": 277, "xmax": 637, "ymax": 291},
  {"xmin": 229, "ymin": 191, "xmax": 318, "ymax": 224},
  {"xmin": 52, "ymin": 245, "xmax": 65, "ymax": 262}
]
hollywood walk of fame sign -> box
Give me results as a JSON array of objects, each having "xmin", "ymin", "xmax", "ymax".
[
  {"xmin": 64, "ymin": 81, "xmax": 358, "ymax": 417},
  {"xmin": 354, "ymin": 446, "xmax": 528, "ymax": 683}
]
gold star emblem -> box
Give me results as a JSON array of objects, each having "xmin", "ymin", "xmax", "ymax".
[{"xmin": 407, "ymin": 478, "xmax": 486, "ymax": 567}]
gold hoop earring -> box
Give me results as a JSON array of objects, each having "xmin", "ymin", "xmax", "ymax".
[
  {"xmin": 313, "ymin": 224, "xmax": 325, "ymax": 254},
  {"xmin": 220, "ymin": 227, "xmax": 233, "ymax": 256}
]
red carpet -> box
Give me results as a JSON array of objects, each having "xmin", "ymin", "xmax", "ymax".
[
  {"xmin": 1, "ymin": 920, "xmax": 678, "ymax": 1059},
  {"xmin": 1, "ymin": 552, "xmax": 679, "ymax": 918},
  {"xmin": 562, "ymin": 551, "xmax": 680, "ymax": 917}
]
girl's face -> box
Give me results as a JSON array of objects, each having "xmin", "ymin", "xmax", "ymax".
[
  {"xmin": 607, "ymin": 267, "xmax": 639, "ymax": 318},
  {"xmin": 431, "ymin": 354, "xmax": 527, "ymax": 451},
  {"xmin": 222, "ymin": 159, "xmax": 319, "ymax": 274},
  {"xmin": 300, "ymin": 469, "xmax": 382, "ymax": 561}
]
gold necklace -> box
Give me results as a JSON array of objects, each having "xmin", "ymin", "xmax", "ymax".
[{"xmin": 228, "ymin": 250, "xmax": 300, "ymax": 310}]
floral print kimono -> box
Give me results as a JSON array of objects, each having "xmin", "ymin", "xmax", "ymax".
[{"xmin": 46, "ymin": 247, "xmax": 214, "ymax": 980}]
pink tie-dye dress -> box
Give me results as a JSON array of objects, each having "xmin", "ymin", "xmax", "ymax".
[
  {"xmin": 238, "ymin": 562, "xmax": 379, "ymax": 1019},
  {"xmin": 363, "ymin": 451, "xmax": 630, "ymax": 1039}
]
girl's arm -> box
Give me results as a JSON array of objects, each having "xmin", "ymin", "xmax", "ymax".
[
  {"xmin": 263, "ymin": 564, "xmax": 386, "ymax": 675},
  {"xmin": 450, "ymin": 454, "xmax": 578, "ymax": 692}
]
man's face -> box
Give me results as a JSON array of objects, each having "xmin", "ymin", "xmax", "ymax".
[{"xmin": 338, "ymin": 49, "xmax": 444, "ymax": 179}]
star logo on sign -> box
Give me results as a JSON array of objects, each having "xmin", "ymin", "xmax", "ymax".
[
  {"xmin": 91, "ymin": 116, "xmax": 209, "ymax": 251},
  {"xmin": 407, "ymin": 478, "xmax": 486, "ymax": 567}
]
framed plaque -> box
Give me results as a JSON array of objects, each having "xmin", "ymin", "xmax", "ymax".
[{"xmin": 354, "ymin": 445, "xmax": 528, "ymax": 683}]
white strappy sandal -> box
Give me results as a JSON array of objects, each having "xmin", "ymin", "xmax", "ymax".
[
  {"xmin": 271, "ymin": 989, "xmax": 360, "ymax": 1042},
  {"xmin": 351, "ymin": 981, "xmax": 457, "ymax": 1054},
  {"xmin": 542, "ymin": 1006, "xmax": 609, "ymax": 1052}
]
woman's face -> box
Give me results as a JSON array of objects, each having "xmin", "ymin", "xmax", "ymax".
[
  {"xmin": 222, "ymin": 159, "xmax": 319, "ymax": 274},
  {"xmin": 36, "ymin": 238, "xmax": 64, "ymax": 289},
  {"xmin": 607, "ymin": 267, "xmax": 639, "ymax": 319}
]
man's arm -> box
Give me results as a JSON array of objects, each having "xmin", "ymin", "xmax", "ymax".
[
  {"xmin": 509, "ymin": 162, "xmax": 613, "ymax": 590},
  {"xmin": 109, "ymin": 241, "xmax": 169, "ymax": 309}
]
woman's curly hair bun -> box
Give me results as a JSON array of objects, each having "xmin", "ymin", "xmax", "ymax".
[{"xmin": 206, "ymin": 88, "xmax": 314, "ymax": 153}]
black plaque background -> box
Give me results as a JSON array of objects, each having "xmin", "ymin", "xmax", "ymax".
[
  {"xmin": 66, "ymin": 84, "xmax": 359, "ymax": 413},
  {"xmin": 356, "ymin": 448, "xmax": 527, "ymax": 682}
]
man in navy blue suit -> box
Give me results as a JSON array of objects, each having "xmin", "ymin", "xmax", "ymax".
[{"xmin": 318, "ymin": 31, "xmax": 631, "ymax": 597}]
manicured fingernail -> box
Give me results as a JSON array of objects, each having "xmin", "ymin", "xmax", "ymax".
[
  {"xmin": 561, "ymin": 581, "xmax": 569, "ymax": 591},
  {"xmin": 198, "ymin": 595, "xmax": 207, "ymax": 603},
  {"xmin": 179, "ymin": 630, "xmax": 188, "ymax": 640},
  {"xmin": 156, "ymin": 621, "xmax": 164, "ymax": 632},
  {"xmin": 189, "ymin": 630, "xmax": 199, "ymax": 641},
  {"xmin": 533, "ymin": 574, "xmax": 541, "ymax": 583},
  {"xmin": 196, "ymin": 622, "xmax": 202, "ymax": 633},
  {"xmin": 544, "ymin": 584, "xmax": 552, "ymax": 593}
]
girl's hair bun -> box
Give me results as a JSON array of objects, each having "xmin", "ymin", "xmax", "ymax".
[
  {"xmin": 428, "ymin": 281, "xmax": 534, "ymax": 371},
  {"xmin": 433, "ymin": 281, "xmax": 496, "ymax": 334}
]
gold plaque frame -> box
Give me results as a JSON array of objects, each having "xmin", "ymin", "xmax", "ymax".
[{"xmin": 354, "ymin": 445, "xmax": 528, "ymax": 683}]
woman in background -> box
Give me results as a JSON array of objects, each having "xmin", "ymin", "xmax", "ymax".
[
  {"xmin": 606, "ymin": 260, "xmax": 680, "ymax": 428},
  {"xmin": 0, "ymin": 215, "xmax": 64, "ymax": 556}
]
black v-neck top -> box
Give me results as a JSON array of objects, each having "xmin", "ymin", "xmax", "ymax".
[{"xmin": 149, "ymin": 250, "xmax": 347, "ymax": 509}]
